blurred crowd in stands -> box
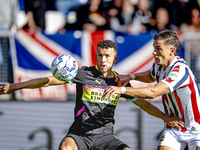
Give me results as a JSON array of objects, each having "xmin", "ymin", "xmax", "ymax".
[{"xmin": 17, "ymin": 0, "xmax": 200, "ymax": 35}]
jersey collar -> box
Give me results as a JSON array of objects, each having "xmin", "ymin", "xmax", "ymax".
[
  {"xmin": 95, "ymin": 65, "xmax": 117, "ymax": 75},
  {"xmin": 164, "ymin": 56, "xmax": 179, "ymax": 73}
]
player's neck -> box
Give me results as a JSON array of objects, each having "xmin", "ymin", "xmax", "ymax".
[
  {"xmin": 102, "ymin": 71, "xmax": 115, "ymax": 78},
  {"xmin": 96, "ymin": 65, "xmax": 115, "ymax": 78}
]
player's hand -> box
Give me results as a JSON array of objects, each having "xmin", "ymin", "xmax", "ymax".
[
  {"xmin": 103, "ymin": 86, "xmax": 121, "ymax": 98},
  {"xmin": 115, "ymin": 75, "xmax": 131, "ymax": 87},
  {"xmin": 0, "ymin": 83, "xmax": 12, "ymax": 94},
  {"xmin": 164, "ymin": 116, "xmax": 184, "ymax": 131},
  {"xmin": 29, "ymin": 26, "xmax": 41, "ymax": 34}
]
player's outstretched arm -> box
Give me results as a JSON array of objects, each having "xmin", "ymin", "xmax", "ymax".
[
  {"xmin": 133, "ymin": 98, "xmax": 184, "ymax": 130},
  {"xmin": 0, "ymin": 76, "xmax": 66, "ymax": 94},
  {"xmin": 132, "ymin": 70, "xmax": 156, "ymax": 83},
  {"xmin": 103, "ymin": 81, "xmax": 169, "ymax": 99},
  {"xmin": 115, "ymin": 70, "xmax": 156, "ymax": 87}
]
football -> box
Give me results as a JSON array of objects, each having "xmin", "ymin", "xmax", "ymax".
[{"xmin": 51, "ymin": 54, "xmax": 78, "ymax": 81}]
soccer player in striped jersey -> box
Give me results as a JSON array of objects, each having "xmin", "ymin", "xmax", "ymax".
[{"xmin": 103, "ymin": 31, "xmax": 200, "ymax": 150}]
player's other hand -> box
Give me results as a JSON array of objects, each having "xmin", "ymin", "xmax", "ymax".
[
  {"xmin": 103, "ymin": 86, "xmax": 121, "ymax": 99},
  {"xmin": 115, "ymin": 75, "xmax": 131, "ymax": 87},
  {"xmin": 164, "ymin": 115, "xmax": 185, "ymax": 131},
  {"xmin": 0, "ymin": 83, "xmax": 12, "ymax": 94}
]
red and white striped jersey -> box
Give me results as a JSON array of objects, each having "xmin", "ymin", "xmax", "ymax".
[{"xmin": 151, "ymin": 56, "xmax": 200, "ymax": 132}]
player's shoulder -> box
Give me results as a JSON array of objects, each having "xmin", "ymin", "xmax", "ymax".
[
  {"xmin": 78, "ymin": 66, "xmax": 87, "ymax": 70},
  {"xmin": 77, "ymin": 66, "xmax": 96, "ymax": 74},
  {"xmin": 73, "ymin": 66, "xmax": 93, "ymax": 81},
  {"xmin": 172, "ymin": 57, "xmax": 188, "ymax": 70},
  {"xmin": 78, "ymin": 66, "xmax": 95, "ymax": 71},
  {"xmin": 174, "ymin": 57, "xmax": 187, "ymax": 65}
]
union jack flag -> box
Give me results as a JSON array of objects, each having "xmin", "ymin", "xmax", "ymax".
[{"xmin": 11, "ymin": 29, "xmax": 157, "ymax": 100}]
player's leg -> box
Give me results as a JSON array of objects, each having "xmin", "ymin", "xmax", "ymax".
[
  {"xmin": 122, "ymin": 147, "xmax": 131, "ymax": 150},
  {"xmin": 91, "ymin": 133, "xmax": 131, "ymax": 150},
  {"xmin": 188, "ymin": 132, "xmax": 200, "ymax": 150},
  {"xmin": 58, "ymin": 137, "xmax": 78, "ymax": 150},
  {"xmin": 116, "ymin": 144, "xmax": 131, "ymax": 150},
  {"xmin": 157, "ymin": 145, "xmax": 175, "ymax": 150}
]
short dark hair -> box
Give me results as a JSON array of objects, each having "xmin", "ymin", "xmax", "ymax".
[
  {"xmin": 97, "ymin": 40, "xmax": 118, "ymax": 53},
  {"xmin": 153, "ymin": 31, "xmax": 181, "ymax": 56}
]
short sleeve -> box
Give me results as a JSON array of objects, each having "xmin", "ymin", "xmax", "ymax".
[
  {"xmin": 161, "ymin": 65, "xmax": 189, "ymax": 92},
  {"xmin": 71, "ymin": 66, "xmax": 88, "ymax": 84},
  {"xmin": 24, "ymin": 0, "xmax": 33, "ymax": 13}
]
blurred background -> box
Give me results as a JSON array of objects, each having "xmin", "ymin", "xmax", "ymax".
[{"xmin": 0, "ymin": 0, "xmax": 200, "ymax": 149}]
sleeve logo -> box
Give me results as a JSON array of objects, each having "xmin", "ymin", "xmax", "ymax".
[{"xmin": 169, "ymin": 72, "xmax": 179, "ymax": 80}]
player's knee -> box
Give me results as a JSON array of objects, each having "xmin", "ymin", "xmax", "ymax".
[
  {"xmin": 58, "ymin": 137, "xmax": 77, "ymax": 150},
  {"xmin": 116, "ymin": 144, "xmax": 131, "ymax": 150},
  {"xmin": 157, "ymin": 146, "xmax": 175, "ymax": 150},
  {"xmin": 59, "ymin": 144, "xmax": 68, "ymax": 150},
  {"xmin": 58, "ymin": 141, "xmax": 67, "ymax": 150}
]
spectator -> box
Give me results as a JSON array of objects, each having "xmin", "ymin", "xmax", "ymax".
[
  {"xmin": 0, "ymin": 0, "xmax": 19, "ymax": 84},
  {"xmin": 153, "ymin": 0, "xmax": 185, "ymax": 31},
  {"xmin": 180, "ymin": 8, "xmax": 200, "ymax": 83},
  {"xmin": 107, "ymin": 0, "xmax": 123, "ymax": 18},
  {"xmin": 22, "ymin": 0, "xmax": 46, "ymax": 33},
  {"xmin": 105, "ymin": 0, "xmax": 123, "ymax": 27},
  {"xmin": 148, "ymin": 7, "xmax": 170, "ymax": 32},
  {"xmin": 59, "ymin": 0, "xmax": 109, "ymax": 32},
  {"xmin": 55, "ymin": 0, "xmax": 88, "ymax": 16},
  {"xmin": 180, "ymin": 8, "xmax": 200, "ymax": 33},
  {"xmin": 134, "ymin": 0, "xmax": 153, "ymax": 33},
  {"xmin": 184, "ymin": 0, "xmax": 200, "ymax": 25},
  {"xmin": 0, "ymin": 0, "xmax": 18, "ymax": 31},
  {"xmin": 110, "ymin": 0, "xmax": 138, "ymax": 34}
]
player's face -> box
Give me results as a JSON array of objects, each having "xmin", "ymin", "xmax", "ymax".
[
  {"xmin": 96, "ymin": 47, "xmax": 118, "ymax": 76},
  {"xmin": 152, "ymin": 40, "xmax": 174, "ymax": 69}
]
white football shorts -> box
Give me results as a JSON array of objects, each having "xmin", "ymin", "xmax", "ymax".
[{"xmin": 158, "ymin": 128, "xmax": 200, "ymax": 150}]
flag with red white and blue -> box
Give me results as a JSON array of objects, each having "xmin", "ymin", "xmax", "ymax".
[{"xmin": 11, "ymin": 29, "xmax": 162, "ymax": 100}]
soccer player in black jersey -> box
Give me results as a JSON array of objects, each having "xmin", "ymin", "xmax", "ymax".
[{"xmin": 0, "ymin": 40, "xmax": 184, "ymax": 150}]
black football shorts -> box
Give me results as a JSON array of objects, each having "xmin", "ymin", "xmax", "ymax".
[{"xmin": 65, "ymin": 133, "xmax": 129, "ymax": 150}]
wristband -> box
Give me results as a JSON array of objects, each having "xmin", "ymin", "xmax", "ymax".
[
  {"xmin": 129, "ymin": 74, "xmax": 135, "ymax": 80},
  {"xmin": 121, "ymin": 87, "xmax": 126, "ymax": 94},
  {"xmin": 68, "ymin": 80, "xmax": 73, "ymax": 85},
  {"xmin": 127, "ymin": 97, "xmax": 138, "ymax": 102}
]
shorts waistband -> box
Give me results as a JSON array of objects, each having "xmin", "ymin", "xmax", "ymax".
[{"xmin": 166, "ymin": 125, "xmax": 187, "ymax": 132}]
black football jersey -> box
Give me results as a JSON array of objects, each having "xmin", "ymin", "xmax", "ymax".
[{"xmin": 68, "ymin": 66, "xmax": 134, "ymax": 135}]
